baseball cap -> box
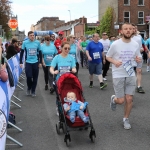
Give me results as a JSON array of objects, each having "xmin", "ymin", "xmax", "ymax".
[{"xmin": 58, "ymin": 31, "xmax": 64, "ymax": 35}]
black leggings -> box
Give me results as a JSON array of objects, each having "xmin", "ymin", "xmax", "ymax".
[
  {"xmin": 76, "ymin": 62, "xmax": 79, "ymax": 77},
  {"xmin": 102, "ymin": 58, "xmax": 110, "ymax": 78},
  {"xmin": 42, "ymin": 66, "xmax": 53, "ymax": 87},
  {"xmin": 80, "ymin": 51, "xmax": 84, "ymax": 67}
]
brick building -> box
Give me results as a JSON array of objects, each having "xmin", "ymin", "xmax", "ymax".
[
  {"xmin": 53, "ymin": 17, "xmax": 87, "ymax": 37},
  {"xmin": 31, "ymin": 17, "xmax": 65, "ymax": 32},
  {"xmin": 98, "ymin": 0, "xmax": 150, "ymax": 37}
]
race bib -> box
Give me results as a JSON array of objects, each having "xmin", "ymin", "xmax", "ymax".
[
  {"xmin": 123, "ymin": 60, "xmax": 134, "ymax": 76},
  {"xmin": 59, "ymin": 66, "xmax": 71, "ymax": 76},
  {"xmin": 93, "ymin": 52, "xmax": 100, "ymax": 59},
  {"xmin": 29, "ymin": 48, "xmax": 37, "ymax": 56},
  {"xmin": 46, "ymin": 55, "xmax": 53, "ymax": 61},
  {"xmin": 83, "ymin": 47, "xmax": 86, "ymax": 51}
]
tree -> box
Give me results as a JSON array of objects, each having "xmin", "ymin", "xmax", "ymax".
[
  {"xmin": 0, "ymin": 0, "xmax": 12, "ymax": 39},
  {"xmin": 96, "ymin": 6, "xmax": 114, "ymax": 36}
]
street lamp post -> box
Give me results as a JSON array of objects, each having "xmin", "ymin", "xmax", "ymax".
[
  {"xmin": 68, "ymin": 10, "xmax": 71, "ymax": 22},
  {"xmin": 68, "ymin": 10, "xmax": 71, "ymax": 35}
]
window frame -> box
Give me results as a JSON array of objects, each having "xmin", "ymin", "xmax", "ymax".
[
  {"xmin": 138, "ymin": 11, "xmax": 144, "ymax": 25},
  {"xmin": 124, "ymin": 11, "xmax": 130, "ymax": 23},
  {"xmin": 138, "ymin": 0, "xmax": 144, "ymax": 6},
  {"xmin": 124, "ymin": 0, "xmax": 130, "ymax": 6}
]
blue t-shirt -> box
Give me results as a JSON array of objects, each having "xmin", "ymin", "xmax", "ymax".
[
  {"xmin": 22, "ymin": 39, "xmax": 41, "ymax": 63},
  {"xmin": 69, "ymin": 44, "xmax": 77, "ymax": 63},
  {"xmin": 41, "ymin": 43, "xmax": 57, "ymax": 66},
  {"xmin": 51, "ymin": 54, "xmax": 76, "ymax": 80},
  {"xmin": 86, "ymin": 41, "xmax": 103, "ymax": 64}
]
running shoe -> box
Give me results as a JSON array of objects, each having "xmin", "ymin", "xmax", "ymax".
[
  {"xmin": 56, "ymin": 107, "xmax": 59, "ymax": 116},
  {"xmin": 103, "ymin": 78, "xmax": 107, "ymax": 81},
  {"xmin": 110, "ymin": 95, "xmax": 116, "ymax": 111},
  {"xmin": 50, "ymin": 88, "xmax": 55, "ymax": 94},
  {"xmin": 45, "ymin": 85, "xmax": 48, "ymax": 90},
  {"xmin": 31, "ymin": 92, "xmax": 36, "ymax": 97},
  {"xmin": 26, "ymin": 90, "xmax": 31, "ymax": 96},
  {"xmin": 137, "ymin": 87, "xmax": 145, "ymax": 93},
  {"xmin": 89, "ymin": 82, "xmax": 93, "ymax": 88},
  {"xmin": 123, "ymin": 118, "xmax": 131, "ymax": 130},
  {"xmin": 100, "ymin": 82, "xmax": 107, "ymax": 89}
]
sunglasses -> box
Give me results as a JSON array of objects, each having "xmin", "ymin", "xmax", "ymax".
[
  {"xmin": 46, "ymin": 39, "xmax": 50, "ymax": 41},
  {"xmin": 59, "ymin": 34, "xmax": 63, "ymax": 36},
  {"xmin": 72, "ymin": 37, "xmax": 76, "ymax": 39},
  {"xmin": 102, "ymin": 34, "xmax": 107, "ymax": 35},
  {"xmin": 64, "ymin": 47, "xmax": 70, "ymax": 50},
  {"xmin": 51, "ymin": 36, "xmax": 55, "ymax": 38}
]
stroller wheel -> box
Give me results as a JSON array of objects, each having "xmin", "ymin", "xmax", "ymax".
[
  {"xmin": 56, "ymin": 123, "xmax": 60, "ymax": 135},
  {"xmin": 66, "ymin": 139, "xmax": 70, "ymax": 147},
  {"xmin": 91, "ymin": 135, "xmax": 95, "ymax": 143}
]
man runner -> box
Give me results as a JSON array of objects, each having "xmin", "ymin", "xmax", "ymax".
[
  {"xmin": 106, "ymin": 23, "xmax": 141, "ymax": 129},
  {"xmin": 86, "ymin": 33, "xmax": 107, "ymax": 89},
  {"xmin": 20, "ymin": 31, "xmax": 42, "ymax": 97}
]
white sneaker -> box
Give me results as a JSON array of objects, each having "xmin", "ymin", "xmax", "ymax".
[
  {"xmin": 56, "ymin": 107, "xmax": 59, "ymax": 116},
  {"xmin": 103, "ymin": 78, "xmax": 107, "ymax": 81},
  {"xmin": 147, "ymin": 69, "xmax": 150, "ymax": 72},
  {"xmin": 123, "ymin": 118, "xmax": 131, "ymax": 130}
]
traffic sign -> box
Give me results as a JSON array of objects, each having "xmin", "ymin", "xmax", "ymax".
[{"xmin": 8, "ymin": 19, "xmax": 18, "ymax": 30}]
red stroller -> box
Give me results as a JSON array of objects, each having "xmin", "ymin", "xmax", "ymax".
[{"xmin": 55, "ymin": 73, "xmax": 96, "ymax": 146}]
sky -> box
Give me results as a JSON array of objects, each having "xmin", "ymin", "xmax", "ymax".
[{"xmin": 11, "ymin": 0, "xmax": 98, "ymax": 35}]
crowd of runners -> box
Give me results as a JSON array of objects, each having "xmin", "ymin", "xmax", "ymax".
[{"xmin": 1, "ymin": 22, "xmax": 150, "ymax": 130}]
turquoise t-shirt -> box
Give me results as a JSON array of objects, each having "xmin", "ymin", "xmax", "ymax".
[
  {"xmin": 41, "ymin": 43, "xmax": 57, "ymax": 66},
  {"xmin": 145, "ymin": 38, "xmax": 150, "ymax": 46},
  {"xmin": 22, "ymin": 39, "xmax": 41, "ymax": 63},
  {"xmin": 51, "ymin": 54, "xmax": 76, "ymax": 80},
  {"xmin": 69, "ymin": 44, "xmax": 77, "ymax": 63}
]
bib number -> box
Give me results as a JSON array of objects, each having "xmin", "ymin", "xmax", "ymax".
[
  {"xmin": 59, "ymin": 66, "xmax": 70, "ymax": 76},
  {"xmin": 123, "ymin": 60, "xmax": 134, "ymax": 76},
  {"xmin": 83, "ymin": 47, "xmax": 86, "ymax": 51},
  {"xmin": 93, "ymin": 52, "xmax": 100, "ymax": 59},
  {"xmin": 46, "ymin": 55, "xmax": 53, "ymax": 61},
  {"xmin": 29, "ymin": 49, "xmax": 36, "ymax": 56}
]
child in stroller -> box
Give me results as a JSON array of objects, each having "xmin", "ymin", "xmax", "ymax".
[
  {"xmin": 55, "ymin": 73, "xmax": 96, "ymax": 146},
  {"xmin": 63, "ymin": 91, "xmax": 89, "ymax": 123}
]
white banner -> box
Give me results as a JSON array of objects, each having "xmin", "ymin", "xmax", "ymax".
[
  {"xmin": 0, "ymin": 53, "xmax": 24, "ymax": 149},
  {"xmin": 0, "ymin": 83, "xmax": 9, "ymax": 150}
]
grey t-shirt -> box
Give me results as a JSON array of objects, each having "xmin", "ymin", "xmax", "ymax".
[
  {"xmin": 106, "ymin": 38, "xmax": 141, "ymax": 78},
  {"xmin": 99, "ymin": 39, "xmax": 110, "ymax": 54}
]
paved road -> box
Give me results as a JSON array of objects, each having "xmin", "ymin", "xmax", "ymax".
[{"xmin": 6, "ymin": 63, "xmax": 150, "ymax": 150}]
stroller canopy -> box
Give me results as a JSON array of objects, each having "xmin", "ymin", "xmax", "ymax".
[{"xmin": 57, "ymin": 73, "xmax": 83, "ymax": 94}]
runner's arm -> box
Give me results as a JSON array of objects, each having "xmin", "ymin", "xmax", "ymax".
[
  {"xmin": 20, "ymin": 49, "xmax": 24, "ymax": 64},
  {"xmin": 38, "ymin": 51, "xmax": 42, "ymax": 64}
]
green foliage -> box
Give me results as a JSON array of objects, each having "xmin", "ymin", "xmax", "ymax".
[
  {"xmin": 0, "ymin": 0, "xmax": 12, "ymax": 40},
  {"xmin": 85, "ymin": 23, "xmax": 96, "ymax": 36},
  {"xmin": 85, "ymin": 29, "xmax": 95, "ymax": 35},
  {"xmin": 96, "ymin": 6, "xmax": 113, "ymax": 36}
]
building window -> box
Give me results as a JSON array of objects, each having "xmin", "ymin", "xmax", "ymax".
[
  {"xmin": 138, "ymin": 11, "xmax": 144, "ymax": 24},
  {"xmin": 138, "ymin": 0, "xmax": 144, "ymax": 5},
  {"xmin": 124, "ymin": 11, "xmax": 130, "ymax": 23},
  {"xmin": 124, "ymin": 0, "xmax": 130, "ymax": 5}
]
